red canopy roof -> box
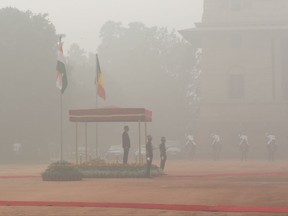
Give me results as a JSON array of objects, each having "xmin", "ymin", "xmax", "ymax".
[{"xmin": 69, "ymin": 108, "xmax": 152, "ymax": 122}]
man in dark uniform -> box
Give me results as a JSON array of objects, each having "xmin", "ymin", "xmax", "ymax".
[
  {"xmin": 159, "ymin": 136, "xmax": 167, "ymax": 170},
  {"xmin": 122, "ymin": 125, "xmax": 130, "ymax": 164},
  {"xmin": 146, "ymin": 135, "xmax": 153, "ymax": 178}
]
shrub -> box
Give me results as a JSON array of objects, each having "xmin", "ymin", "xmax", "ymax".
[
  {"xmin": 42, "ymin": 161, "xmax": 82, "ymax": 181},
  {"xmin": 42, "ymin": 160, "xmax": 164, "ymax": 180}
]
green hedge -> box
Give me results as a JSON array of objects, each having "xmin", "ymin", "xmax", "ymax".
[
  {"xmin": 42, "ymin": 161, "xmax": 83, "ymax": 181},
  {"xmin": 42, "ymin": 159, "xmax": 164, "ymax": 181}
]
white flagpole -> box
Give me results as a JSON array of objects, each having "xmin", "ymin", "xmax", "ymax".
[
  {"xmin": 60, "ymin": 92, "xmax": 63, "ymax": 162},
  {"xmin": 58, "ymin": 36, "xmax": 63, "ymax": 162},
  {"xmin": 95, "ymin": 53, "xmax": 99, "ymax": 158},
  {"xmin": 57, "ymin": 34, "xmax": 65, "ymax": 162}
]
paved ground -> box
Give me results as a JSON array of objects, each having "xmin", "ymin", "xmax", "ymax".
[{"xmin": 1, "ymin": 160, "xmax": 288, "ymax": 215}]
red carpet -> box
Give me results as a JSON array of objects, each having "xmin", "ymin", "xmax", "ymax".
[
  {"xmin": 163, "ymin": 171, "xmax": 288, "ymax": 178},
  {"xmin": 1, "ymin": 171, "xmax": 288, "ymax": 179},
  {"xmin": 1, "ymin": 171, "xmax": 288, "ymax": 213},
  {"xmin": 0, "ymin": 201, "xmax": 288, "ymax": 213},
  {"xmin": 0, "ymin": 176, "xmax": 38, "ymax": 179}
]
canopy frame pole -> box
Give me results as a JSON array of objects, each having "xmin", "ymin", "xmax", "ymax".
[
  {"xmin": 85, "ymin": 123, "xmax": 88, "ymax": 162},
  {"xmin": 138, "ymin": 121, "xmax": 141, "ymax": 164},
  {"xmin": 144, "ymin": 122, "xmax": 147, "ymax": 164},
  {"xmin": 75, "ymin": 123, "xmax": 78, "ymax": 164}
]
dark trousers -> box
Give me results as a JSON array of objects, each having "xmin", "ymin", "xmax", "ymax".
[
  {"xmin": 212, "ymin": 145, "xmax": 221, "ymax": 161},
  {"xmin": 213, "ymin": 150, "xmax": 219, "ymax": 161},
  {"xmin": 160, "ymin": 155, "xmax": 166, "ymax": 170},
  {"xmin": 239, "ymin": 145, "xmax": 248, "ymax": 161},
  {"xmin": 268, "ymin": 150, "xmax": 275, "ymax": 161},
  {"xmin": 268, "ymin": 149, "xmax": 276, "ymax": 161},
  {"xmin": 123, "ymin": 148, "xmax": 129, "ymax": 164},
  {"xmin": 146, "ymin": 155, "xmax": 153, "ymax": 177},
  {"xmin": 241, "ymin": 150, "xmax": 248, "ymax": 161},
  {"xmin": 267, "ymin": 145, "xmax": 276, "ymax": 161}
]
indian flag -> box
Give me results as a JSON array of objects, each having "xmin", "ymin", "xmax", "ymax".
[{"xmin": 56, "ymin": 38, "xmax": 68, "ymax": 94}]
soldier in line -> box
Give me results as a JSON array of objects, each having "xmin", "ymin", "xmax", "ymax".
[
  {"xmin": 211, "ymin": 133, "xmax": 221, "ymax": 161},
  {"xmin": 122, "ymin": 125, "xmax": 130, "ymax": 165},
  {"xmin": 238, "ymin": 134, "xmax": 249, "ymax": 161},
  {"xmin": 146, "ymin": 135, "xmax": 154, "ymax": 178},
  {"xmin": 185, "ymin": 134, "xmax": 197, "ymax": 160},
  {"xmin": 265, "ymin": 133, "xmax": 277, "ymax": 161},
  {"xmin": 159, "ymin": 136, "xmax": 167, "ymax": 171}
]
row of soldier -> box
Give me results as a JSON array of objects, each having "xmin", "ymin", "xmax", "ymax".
[
  {"xmin": 122, "ymin": 125, "xmax": 277, "ymax": 177},
  {"xmin": 185, "ymin": 133, "xmax": 277, "ymax": 161}
]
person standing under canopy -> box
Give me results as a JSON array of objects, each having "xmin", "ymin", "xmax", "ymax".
[{"xmin": 122, "ymin": 125, "xmax": 130, "ymax": 165}]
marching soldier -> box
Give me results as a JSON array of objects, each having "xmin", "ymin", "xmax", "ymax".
[
  {"xmin": 159, "ymin": 136, "xmax": 167, "ymax": 170},
  {"xmin": 146, "ymin": 135, "xmax": 154, "ymax": 178},
  {"xmin": 185, "ymin": 134, "xmax": 197, "ymax": 160},
  {"xmin": 211, "ymin": 133, "xmax": 221, "ymax": 160},
  {"xmin": 265, "ymin": 133, "xmax": 277, "ymax": 161},
  {"xmin": 238, "ymin": 134, "xmax": 249, "ymax": 161}
]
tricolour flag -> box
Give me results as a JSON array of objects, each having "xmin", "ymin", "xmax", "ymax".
[
  {"xmin": 96, "ymin": 54, "xmax": 106, "ymax": 100},
  {"xmin": 56, "ymin": 38, "xmax": 68, "ymax": 94}
]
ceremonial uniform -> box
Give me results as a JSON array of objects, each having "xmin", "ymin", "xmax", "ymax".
[
  {"xmin": 185, "ymin": 135, "xmax": 196, "ymax": 160},
  {"xmin": 146, "ymin": 135, "xmax": 153, "ymax": 177},
  {"xmin": 266, "ymin": 134, "xmax": 276, "ymax": 161},
  {"xmin": 239, "ymin": 134, "xmax": 248, "ymax": 161},
  {"xmin": 122, "ymin": 126, "xmax": 130, "ymax": 164},
  {"xmin": 159, "ymin": 137, "xmax": 167, "ymax": 170},
  {"xmin": 211, "ymin": 134, "xmax": 221, "ymax": 161}
]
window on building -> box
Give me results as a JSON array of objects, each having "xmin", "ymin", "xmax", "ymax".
[
  {"xmin": 228, "ymin": 74, "xmax": 245, "ymax": 99},
  {"xmin": 245, "ymin": 1, "xmax": 253, "ymax": 10},
  {"xmin": 230, "ymin": 34, "xmax": 242, "ymax": 48},
  {"xmin": 281, "ymin": 39, "xmax": 288, "ymax": 99},
  {"xmin": 230, "ymin": 0, "xmax": 242, "ymax": 11}
]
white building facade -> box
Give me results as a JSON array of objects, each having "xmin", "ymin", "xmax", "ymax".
[{"xmin": 180, "ymin": 0, "xmax": 288, "ymax": 158}]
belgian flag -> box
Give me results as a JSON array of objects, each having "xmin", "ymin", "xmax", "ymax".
[{"xmin": 96, "ymin": 54, "xmax": 106, "ymax": 100}]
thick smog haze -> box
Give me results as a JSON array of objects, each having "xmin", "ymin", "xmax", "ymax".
[
  {"xmin": 1, "ymin": 0, "xmax": 288, "ymax": 163},
  {"xmin": 0, "ymin": 0, "xmax": 205, "ymax": 164},
  {"xmin": 0, "ymin": 0, "xmax": 203, "ymax": 52},
  {"xmin": 2, "ymin": 1, "xmax": 288, "ymax": 215}
]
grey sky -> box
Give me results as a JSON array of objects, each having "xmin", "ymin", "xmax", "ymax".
[{"xmin": 0, "ymin": 0, "xmax": 203, "ymax": 52}]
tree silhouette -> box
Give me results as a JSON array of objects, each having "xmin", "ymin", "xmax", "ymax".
[
  {"xmin": 0, "ymin": 7, "xmax": 58, "ymax": 162},
  {"xmin": 96, "ymin": 21, "xmax": 199, "ymax": 139}
]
